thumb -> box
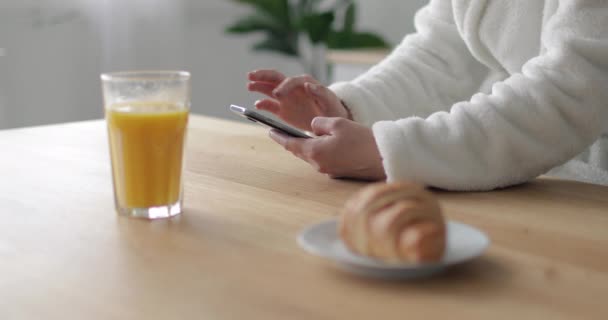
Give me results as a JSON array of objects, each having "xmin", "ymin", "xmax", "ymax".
[
  {"xmin": 306, "ymin": 83, "xmax": 337, "ymax": 108},
  {"xmin": 310, "ymin": 117, "xmax": 336, "ymax": 136}
]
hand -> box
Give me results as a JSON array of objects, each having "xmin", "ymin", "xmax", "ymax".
[
  {"xmin": 247, "ymin": 69, "xmax": 350, "ymax": 131},
  {"xmin": 269, "ymin": 117, "xmax": 386, "ymax": 181}
]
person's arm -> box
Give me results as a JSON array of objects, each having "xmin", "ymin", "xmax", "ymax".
[
  {"xmin": 330, "ymin": 0, "xmax": 488, "ymax": 126},
  {"xmin": 375, "ymin": 0, "xmax": 608, "ymax": 190}
]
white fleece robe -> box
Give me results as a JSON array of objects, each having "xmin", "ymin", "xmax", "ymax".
[{"xmin": 330, "ymin": 0, "xmax": 608, "ymax": 191}]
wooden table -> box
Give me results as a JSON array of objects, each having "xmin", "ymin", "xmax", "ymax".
[{"xmin": 1, "ymin": 116, "xmax": 608, "ymax": 320}]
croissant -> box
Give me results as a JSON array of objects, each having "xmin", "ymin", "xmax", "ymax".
[{"xmin": 338, "ymin": 182, "xmax": 446, "ymax": 263}]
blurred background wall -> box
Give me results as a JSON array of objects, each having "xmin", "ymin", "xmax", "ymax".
[{"xmin": 0, "ymin": 0, "xmax": 426, "ymax": 129}]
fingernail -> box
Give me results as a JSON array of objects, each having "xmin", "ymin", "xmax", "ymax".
[
  {"xmin": 308, "ymin": 83, "xmax": 320, "ymax": 94},
  {"xmin": 272, "ymin": 89, "xmax": 281, "ymax": 98}
]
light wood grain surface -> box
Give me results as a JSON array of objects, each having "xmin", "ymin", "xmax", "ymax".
[{"xmin": 1, "ymin": 116, "xmax": 607, "ymax": 320}]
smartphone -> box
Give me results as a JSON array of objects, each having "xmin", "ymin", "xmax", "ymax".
[{"xmin": 229, "ymin": 104, "xmax": 313, "ymax": 139}]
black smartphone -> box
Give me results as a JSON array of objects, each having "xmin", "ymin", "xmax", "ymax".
[{"xmin": 229, "ymin": 105, "xmax": 313, "ymax": 139}]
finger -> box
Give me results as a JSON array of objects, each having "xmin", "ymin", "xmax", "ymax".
[
  {"xmin": 269, "ymin": 129, "xmax": 311, "ymax": 159},
  {"xmin": 273, "ymin": 75, "xmax": 319, "ymax": 98},
  {"xmin": 310, "ymin": 117, "xmax": 341, "ymax": 136},
  {"xmin": 268, "ymin": 129, "xmax": 289, "ymax": 147},
  {"xmin": 268, "ymin": 129, "xmax": 304, "ymax": 152},
  {"xmin": 248, "ymin": 69, "xmax": 286, "ymax": 84},
  {"xmin": 247, "ymin": 81, "xmax": 276, "ymax": 97},
  {"xmin": 305, "ymin": 82, "xmax": 339, "ymax": 107},
  {"xmin": 254, "ymin": 99, "xmax": 280, "ymax": 114}
]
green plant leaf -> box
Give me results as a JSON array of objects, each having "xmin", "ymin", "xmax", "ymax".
[
  {"xmin": 252, "ymin": 36, "xmax": 298, "ymax": 57},
  {"xmin": 225, "ymin": 14, "xmax": 283, "ymax": 34},
  {"xmin": 327, "ymin": 31, "xmax": 389, "ymax": 49},
  {"xmin": 299, "ymin": 11, "xmax": 334, "ymax": 44},
  {"xmin": 296, "ymin": 0, "xmax": 323, "ymax": 15},
  {"xmin": 226, "ymin": 0, "xmax": 390, "ymax": 75},
  {"xmin": 231, "ymin": 0, "xmax": 291, "ymax": 27},
  {"xmin": 342, "ymin": 2, "xmax": 355, "ymax": 33}
]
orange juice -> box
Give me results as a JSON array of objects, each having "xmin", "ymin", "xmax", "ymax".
[{"xmin": 106, "ymin": 101, "xmax": 188, "ymax": 208}]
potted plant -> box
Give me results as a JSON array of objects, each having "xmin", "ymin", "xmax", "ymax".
[{"xmin": 226, "ymin": 0, "xmax": 389, "ymax": 83}]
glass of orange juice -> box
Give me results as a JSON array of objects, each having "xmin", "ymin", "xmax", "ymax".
[{"xmin": 101, "ymin": 71, "xmax": 190, "ymax": 219}]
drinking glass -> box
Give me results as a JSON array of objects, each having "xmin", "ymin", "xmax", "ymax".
[{"xmin": 101, "ymin": 71, "xmax": 190, "ymax": 219}]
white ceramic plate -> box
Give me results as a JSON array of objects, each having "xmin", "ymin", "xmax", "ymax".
[{"xmin": 297, "ymin": 219, "xmax": 489, "ymax": 279}]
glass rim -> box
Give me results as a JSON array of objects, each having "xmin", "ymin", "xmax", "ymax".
[{"xmin": 101, "ymin": 70, "xmax": 190, "ymax": 82}]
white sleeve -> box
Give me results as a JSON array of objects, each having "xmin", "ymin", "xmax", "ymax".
[
  {"xmin": 330, "ymin": 0, "xmax": 488, "ymax": 126},
  {"xmin": 373, "ymin": 0, "xmax": 608, "ymax": 191}
]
